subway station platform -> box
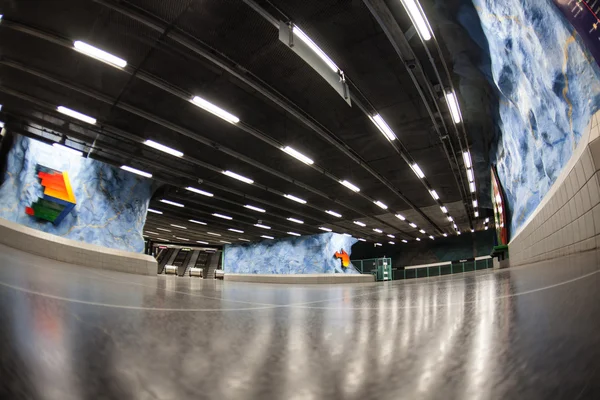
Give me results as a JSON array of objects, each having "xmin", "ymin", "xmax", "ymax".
[{"xmin": 1, "ymin": 243, "xmax": 599, "ymax": 399}]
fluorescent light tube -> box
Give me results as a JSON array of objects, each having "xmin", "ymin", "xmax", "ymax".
[
  {"xmin": 430, "ymin": 190, "xmax": 439, "ymax": 200},
  {"xmin": 358, "ymin": 238, "xmax": 366, "ymax": 242},
  {"xmin": 373, "ymin": 228, "xmax": 383, "ymax": 233},
  {"xmin": 73, "ymin": 40, "xmax": 127, "ymax": 68},
  {"xmin": 143, "ymin": 140, "xmax": 183, "ymax": 157},
  {"xmin": 325, "ymin": 210, "xmax": 342, "ymax": 218},
  {"xmin": 196, "ymin": 241, "xmax": 209, "ymax": 244},
  {"xmin": 445, "ymin": 91, "xmax": 462, "ymax": 123},
  {"xmin": 57, "ymin": 106, "xmax": 96, "ymax": 124},
  {"xmin": 121, "ymin": 165, "xmax": 152, "ymax": 178},
  {"xmin": 156, "ymin": 228, "xmax": 171, "ymax": 232},
  {"xmin": 292, "ymin": 25, "xmax": 339, "ymax": 73},
  {"xmin": 186, "ymin": 187, "xmax": 213, "ymax": 197},
  {"xmin": 448, "ymin": 216, "xmax": 453, "ymax": 222},
  {"xmin": 374, "ymin": 200, "xmax": 388, "ymax": 210},
  {"xmin": 223, "ymin": 170, "xmax": 253, "ymax": 184},
  {"xmin": 145, "ymin": 231, "xmax": 159, "ymax": 235},
  {"xmin": 473, "ymin": 200, "xmax": 478, "ymax": 208},
  {"xmin": 192, "ymin": 95, "xmax": 240, "ymax": 124},
  {"xmin": 440, "ymin": 206, "xmax": 447, "ymax": 213},
  {"xmin": 219, "ymin": 240, "xmax": 232, "ymax": 244},
  {"xmin": 189, "ymin": 220, "xmax": 207, "ymax": 225},
  {"xmin": 416, "ymin": 238, "xmax": 421, "ymax": 241},
  {"xmin": 287, "ymin": 217, "xmax": 304, "ymax": 224},
  {"xmin": 453, "ymin": 224, "xmax": 458, "ymax": 229},
  {"xmin": 467, "ymin": 168, "xmax": 474, "ymax": 182},
  {"xmin": 429, "ymin": 236, "xmax": 434, "ymax": 240},
  {"xmin": 389, "ymin": 241, "xmax": 395, "ymax": 245},
  {"xmin": 471, "ymin": 229, "xmax": 475, "ymax": 233},
  {"xmin": 255, "ymin": 224, "xmax": 271, "ymax": 229},
  {"xmin": 287, "ymin": 232, "xmax": 301, "ymax": 236},
  {"xmin": 343, "ymin": 233, "xmax": 352, "ymax": 237},
  {"xmin": 387, "ymin": 234, "xmax": 395, "ymax": 238},
  {"xmin": 238, "ymin": 238, "xmax": 250, "ymax": 242},
  {"xmin": 419, "ymin": 229, "xmax": 426, "ymax": 234},
  {"xmin": 399, "ymin": 0, "xmax": 432, "ymax": 41},
  {"xmin": 463, "ymin": 151, "xmax": 472, "ymax": 169},
  {"xmin": 228, "ymin": 228, "xmax": 244, "ymax": 233},
  {"xmin": 411, "ymin": 163, "xmax": 425, "ymax": 179},
  {"xmin": 485, "ymin": 218, "xmax": 489, "ymax": 223},
  {"xmin": 157, "ymin": 238, "xmax": 170, "ymax": 241},
  {"xmin": 375, "ymin": 243, "xmax": 382, "ymax": 247},
  {"xmin": 213, "ymin": 213, "xmax": 232, "ymax": 220},
  {"xmin": 340, "ymin": 180, "xmax": 360, "ymax": 192},
  {"xmin": 261, "ymin": 235, "xmax": 274, "ymax": 240},
  {"xmin": 409, "ymin": 223, "xmax": 417, "ymax": 228},
  {"xmin": 353, "ymin": 221, "xmax": 366, "ymax": 227},
  {"xmin": 369, "ymin": 114, "xmax": 397, "ymax": 141},
  {"xmin": 174, "ymin": 237, "xmax": 189, "ymax": 241},
  {"xmin": 245, "ymin": 204, "xmax": 266, "ymax": 213},
  {"xmin": 470, "ymin": 182, "xmax": 476, "ymax": 193},
  {"xmin": 396, "ymin": 214, "xmax": 406, "ymax": 221},
  {"xmin": 170, "ymin": 224, "xmax": 187, "ymax": 229},
  {"xmin": 485, "ymin": 226, "xmax": 488, "ymax": 230},
  {"xmin": 284, "ymin": 194, "xmax": 307, "ymax": 204},
  {"xmin": 319, "ymin": 227, "xmax": 332, "ymax": 232},
  {"xmin": 160, "ymin": 199, "xmax": 184, "ymax": 207},
  {"xmin": 402, "ymin": 239, "xmax": 408, "ymax": 243},
  {"xmin": 474, "ymin": 211, "xmax": 479, "ymax": 218},
  {"xmin": 207, "ymin": 232, "xmax": 221, "ymax": 236},
  {"xmin": 282, "ymin": 146, "xmax": 314, "ymax": 165},
  {"xmin": 443, "ymin": 233, "xmax": 447, "ymax": 237},
  {"xmin": 53, "ymin": 143, "xmax": 82, "ymax": 157}
]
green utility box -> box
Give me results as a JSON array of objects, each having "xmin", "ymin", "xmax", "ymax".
[{"xmin": 352, "ymin": 257, "xmax": 392, "ymax": 281}]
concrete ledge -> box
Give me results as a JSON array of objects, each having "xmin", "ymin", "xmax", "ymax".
[
  {"xmin": 224, "ymin": 273, "xmax": 375, "ymax": 284},
  {"xmin": 0, "ymin": 217, "xmax": 156, "ymax": 275}
]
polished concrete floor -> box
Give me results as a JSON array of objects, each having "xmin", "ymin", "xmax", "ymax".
[{"xmin": 1, "ymin": 243, "xmax": 600, "ymax": 399}]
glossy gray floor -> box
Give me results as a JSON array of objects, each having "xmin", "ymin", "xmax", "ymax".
[{"xmin": 1, "ymin": 243, "xmax": 600, "ymax": 400}]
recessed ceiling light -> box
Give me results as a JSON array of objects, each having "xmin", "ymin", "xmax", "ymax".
[
  {"xmin": 440, "ymin": 206, "xmax": 447, "ymax": 213},
  {"xmin": 213, "ymin": 213, "xmax": 232, "ymax": 220},
  {"xmin": 52, "ymin": 143, "xmax": 83, "ymax": 157},
  {"xmin": 369, "ymin": 114, "xmax": 397, "ymax": 141},
  {"xmin": 223, "ymin": 170, "xmax": 253, "ymax": 184},
  {"xmin": 467, "ymin": 168, "xmax": 474, "ymax": 182},
  {"xmin": 287, "ymin": 232, "xmax": 301, "ymax": 236},
  {"xmin": 143, "ymin": 140, "xmax": 183, "ymax": 157},
  {"xmin": 186, "ymin": 187, "xmax": 213, "ymax": 197},
  {"xmin": 339, "ymin": 180, "xmax": 360, "ymax": 192},
  {"xmin": 284, "ymin": 194, "xmax": 307, "ymax": 204},
  {"xmin": 255, "ymin": 224, "xmax": 271, "ymax": 229},
  {"xmin": 374, "ymin": 200, "xmax": 388, "ymax": 210},
  {"xmin": 282, "ymin": 146, "xmax": 314, "ymax": 165},
  {"xmin": 419, "ymin": 229, "xmax": 426, "ymax": 234},
  {"xmin": 469, "ymin": 182, "xmax": 476, "ymax": 193},
  {"xmin": 353, "ymin": 221, "xmax": 366, "ymax": 227},
  {"xmin": 448, "ymin": 216, "xmax": 453, "ymax": 222},
  {"xmin": 445, "ymin": 91, "xmax": 462, "ymax": 123},
  {"xmin": 228, "ymin": 228, "xmax": 244, "ymax": 233},
  {"xmin": 57, "ymin": 106, "xmax": 96, "ymax": 124},
  {"xmin": 287, "ymin": 217, "xmax": 304, "ymax": 224},
  {"xmin": 160, "ymin": 199, "xmax": 184, "ymax": 207},
  {"xmin": 261, "ymin": 235, "xmax": 274, "ymax": 240},
  {"xmin": 389, "ymin": 241, "xmax": 395, "ymax": 245},
  {"xmin": 325, "ymin": 210, "xmax": 342, "ymax": 218},
  {"xmin": 121, "ymin": 165, "xmax": 152, "ymax": 178},
  {"xmin": 485, "ymin": 217, "xmax": 489, "ymax": 223},
  {"xmin": 443, "ymin": 233, "xmax": 448, "ymax": 237},
  {"xmin": 318, "ymin": 227, "xmax": 332, "ymax": 232},
  {"xmin": 396, "ymin": 214, "xmax": 406, "ymax": 221},
  {"xmin": 474, "ymin": 211, "xmax": 479, "ymax": 218},
  {"xmin": 244, "ymin": 204, "xmax": 266, "ymax": 213},
  {"xmin": 170, "ymin": 224, "xmax": 187, "ymax": 229},
  {"xmin": 416, "ymin": 238, "xmax": 421, "ymax": 241},
  {"xmin": 189, "ymin": 220, "xmax": 207, "ymax": 225},
  {"xmin": 411, "ymin": 163, "xmax": 425, "ymax": 179},
  {"xmin": 148, "ymin": 208, "xmax": 162, "ymax": 214},
  {"xmin": 463, "ymin": 151, "xmax": 472, "ymax": 169},
  {"xmin": 73, "ymin": 40, "xmax": 127, "ymax": 68},
  {"xmin": 471, "ymin": 229, "xmax": 475, "ymax": 233},
  {"xmin": 399, "ymin": 0, "xmax": 432, "ymax": 41},
  {"xmin": 430, "ymin": 190, "xmax": 439, "ymax": 200},
  {"xmin": 429, "ymin": 235, "xmax": 434, "ymax": 240},
  {"xmin": 292, "ymin": 25, "xmax": 339, "ymax": 73},
  {"xmin": 191, "ymin": 95, "xmax": 239, "ymax": 124},
  {"xmin": 473, "ymin": 200, "xmax": 478, "ymax": 208},
  {"xmin": 402, "ymin": 239, "xmax": 408, "ymax": 243}
]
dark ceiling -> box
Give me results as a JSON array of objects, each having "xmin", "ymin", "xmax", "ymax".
[{"xmin": 0, "ymin": 0, "xmax": 488, "ymax": 247}]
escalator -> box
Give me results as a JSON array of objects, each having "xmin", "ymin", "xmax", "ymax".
[
  {"xmin": 157, "ymin": 248, "xmax": 175, "ymax": 274},
  {"xmin": 178, "ymin": 250, "xmax": 200, "ymax": 277},
  {"xmin": 159, "ymin": 248, "xmax": 180, "ymax": 274},
  {"xmin": 205, "ymin": 252, "xmax": 219, "ymax": 279}
]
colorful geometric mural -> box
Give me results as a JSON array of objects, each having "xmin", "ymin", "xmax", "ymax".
[{"xmin": 25, "ymin": 165, "xmax": 76, "ymax": 225}]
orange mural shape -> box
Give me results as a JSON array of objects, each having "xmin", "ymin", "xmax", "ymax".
[{"xmin": 334, "ymin": 249, "xmax": 350, "ymax": 268}]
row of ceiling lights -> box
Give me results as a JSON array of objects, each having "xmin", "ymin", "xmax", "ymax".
[{"xmin": 47, "ymin": 10, "xmax": 476, "ymax": 238}]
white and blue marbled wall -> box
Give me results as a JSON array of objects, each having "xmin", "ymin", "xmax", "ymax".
[
  {"xmin": 465, "ymin": 0, "xmax": 600, "ymax": 237},
  {"xmin": 224, "ymin": 232, "xmax": 360, "ymax": 274},
  {"xmin": 0, "ymin": 135, "xmax": 155, "ymax": 253}
]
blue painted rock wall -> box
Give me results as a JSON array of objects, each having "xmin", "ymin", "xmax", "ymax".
[
  {"xmin": 0, "ymin": 135, "xmax": 155, "ymax": 253},
  {"xmin": 224, "ymin": 232, "xmax": 359, "ymax": 274},
  {"xmin": 467, "ymin": 0, "xmax": 600, "ymax": 237}
]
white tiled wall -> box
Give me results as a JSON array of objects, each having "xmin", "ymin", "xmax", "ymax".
[
  {"xmin": 0, "ymin": 217, "xmax": 157, "ymax": 275},
  {"xmin": 509, "ymin": 111, "xmax": 600, "ymax": 266}
]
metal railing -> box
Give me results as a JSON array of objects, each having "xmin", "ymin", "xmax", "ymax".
[{"xmin": 395, "ymin": 257, "xmax": 492, "ymax": 280}]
